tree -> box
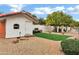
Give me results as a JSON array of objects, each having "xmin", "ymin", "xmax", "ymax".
[
  {"xmin": 44, "ymin": 15, "xmax": 55, "ymax": 33},
  {"xmin": 45, "ymin": 11, "xmax": 74, "ymax": 33},
  {"xmin": 45, "ymin": 14, "xmax": 55, "ymax": 25},
  {"xmin": 38, "ymin": 18, "xmax": 45, "ymax": 25},
  {"xmin": 32, "ymin": 14, "xmax": 37, "ymax": 18},
  {"xmin": 49, "ymin": 11, "xmax": 73, "ymax": 26}
]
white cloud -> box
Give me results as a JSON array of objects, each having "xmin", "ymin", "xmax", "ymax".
[
  {"xmin": 31, "ymin": 11, "xmax": 44, "ymax": 14},
  {"xmin": 74, "ymin": 5, "xmax": 79, "ymax": 12},
  {"xmin": 31, "ymin": 5, "xmax": 79, "ymax": 15},
  {"xmin": 31, "ymin": 6, "xmax": 65, "ymax": 14},
  {"xmin": 75, "ymin": 5, "xmax": 79, "ymax": 9},
  {"xmin": 8, "ymin": 4, "xmax": 24, "ymax": 12},
  {"xmin": 67, "ymin": 7, "xmax": 74, "ymax": 11},
  {"xmin": 54, "ymin": 6, "xmax": 65, "ymax": 11},
  {"xmin": 10, "ymin": 8, "xmax": 18, "ymax": 12},
  {"xmin": 31, "ymin": 7, "xmax": 54, "ymax": 14},
  {"xmin": 35, "ymin": 7, "xmax": 52, "ymax": 13},
  {"xmin": 66, "ymin": 5, "xmax": 79, "ymax": 14}
]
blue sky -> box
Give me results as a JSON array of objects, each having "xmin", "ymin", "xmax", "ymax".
[{"xmin": 0, "ymin": 4, "xmax": 79, "ymax": 21}]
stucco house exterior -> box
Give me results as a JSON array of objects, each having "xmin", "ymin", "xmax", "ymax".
[{"xmin": 0, "ymin": 12, "xmax": 38, "ymax": 38}]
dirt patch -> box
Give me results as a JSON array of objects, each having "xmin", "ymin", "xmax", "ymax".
[{"xmin": 0, "ymin": 37, "xmax": 63, "ymax": 55}]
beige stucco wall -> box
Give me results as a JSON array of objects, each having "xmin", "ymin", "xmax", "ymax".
[{"xmin": 5, "ymin": 14, "xmax": 33, "ymax": 38}]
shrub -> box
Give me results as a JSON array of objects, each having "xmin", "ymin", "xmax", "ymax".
[
  {"xmin": 61, "ymin": 39, "xmax": 79, "ymax": 55},
  {"xmin": 12, "ymin": 39, "xmax": 19, "ymax": 44}
]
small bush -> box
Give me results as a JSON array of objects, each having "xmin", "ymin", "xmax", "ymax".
[
  {"xmin": 61, "ymin": 39, "xmax": 79, "ymax": 55},
  {"xmin": 12, "ymin": 39, "xmax": 19, "ymax": 44}
]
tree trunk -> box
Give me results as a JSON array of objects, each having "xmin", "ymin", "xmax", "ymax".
[
  {"xmin": 61, "ymin": 26, "xmax": 64, "ymax": 35},
  {"xmin": 65, "ymin": 26, "xmax": 68, "ymax": 32},
  {"xmin": 57, "ymin": 26, "xmax": 59, "ymax": 32}
]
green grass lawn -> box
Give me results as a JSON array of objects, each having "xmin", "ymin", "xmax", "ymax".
[{"xmin": 34, "ymin": 33, "xmax": 70, "ymax": 41}]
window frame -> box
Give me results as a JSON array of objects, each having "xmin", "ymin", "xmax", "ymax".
[{"xmin": 13, "ymin": 24, "xmax": 19, "ymax": 29}]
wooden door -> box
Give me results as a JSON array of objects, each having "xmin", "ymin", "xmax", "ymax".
[{"xmin": 0, "ymin": 21, "xmax": 5, "ymax": 38}]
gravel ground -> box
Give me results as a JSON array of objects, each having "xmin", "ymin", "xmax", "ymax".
[{"xmin": 0, "ymin": 37, "xmax": 63, "ymax": 55}]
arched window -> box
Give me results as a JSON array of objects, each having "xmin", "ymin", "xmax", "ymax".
[{"xmin": 13, "ymin": 24, "xmax": 19, "ymax": 29}]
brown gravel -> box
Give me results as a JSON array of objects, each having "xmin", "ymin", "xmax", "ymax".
[{"xmin": 0, "ymin": 37, "xmax": 63, "ymax": 55}]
